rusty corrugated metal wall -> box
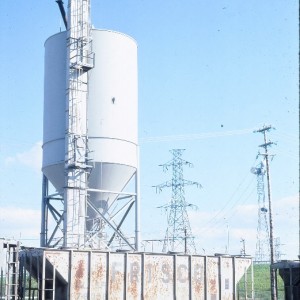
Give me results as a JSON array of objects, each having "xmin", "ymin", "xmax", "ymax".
[{"xmin": 18, "ymin": 248, "xmax": 252, "ymax": 300}]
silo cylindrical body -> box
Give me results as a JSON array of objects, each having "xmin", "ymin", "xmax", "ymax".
[{"xmin": 43, "ymin": 29, "xmax": 138, "ymax": 224}]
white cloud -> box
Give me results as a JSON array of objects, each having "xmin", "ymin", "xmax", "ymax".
[
  {"xmin": 188, "ymin": 194, "xmax": 299, "ymax": 259},
  {"xmin": 5, "ymin": 141, "xmax": 42, "ymax": 173},
  {"xmin": 273, "ymin": 194, "xmax": 298, "ymax": 209},
  {"xmin": 234, "ymin": 204, "xmax": 257, "ymax": 216},
  {"xmin": 272, "ymin": 194, "xmax": 299, "ymax": 258},
  {"xmin": 0, "ymin": 194, "xmax": 297, "ymax": 259},
  {"xmin": 0, "ymin": 207, "xmax": 41, "ymax": 245}
]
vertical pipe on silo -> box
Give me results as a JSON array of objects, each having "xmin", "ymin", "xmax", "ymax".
[
  {"xmin": 40, "ymin": 175, "xmax": 48, "ymax": 247},
  {"xmin": 135, "ymin": 146, "xmax": 141, "ymax": 251}
]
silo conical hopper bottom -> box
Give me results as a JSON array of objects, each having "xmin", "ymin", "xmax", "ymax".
[
  {"xmin": 42, "ymin": 163, "xmax": 65, "ymax": 193},
  {"xmin": 87, "ymin": 162, "xmax": 136, "ymax": 231}
]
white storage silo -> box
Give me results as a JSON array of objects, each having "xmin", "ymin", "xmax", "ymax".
[{"xmin": 42, "ymin": 29, "xmax": 138, "ymax": 248}]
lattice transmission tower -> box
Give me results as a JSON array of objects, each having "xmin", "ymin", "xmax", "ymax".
[
  {"xmin": 254, "ymin": 125, "xmax": 277, "ymax": 300},
  {"xmin": 251, "ymin": 160, "xmax": 270, "ymax": 263},
  {"xmin": 154, "ymin": 149, "xmax": 201, "ymax": 254}
]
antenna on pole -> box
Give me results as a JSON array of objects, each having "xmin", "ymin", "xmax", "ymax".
[
  {"xmin": 254, "ymin": 124, "xmax": 277, "ymax": 300},
  {"xmin": 251, "ymin": 160, "xmax": 270, "ymax": 263},
  {"xmin": 154, "ymin": 149, "xmax": 202, "ymax": 254},
  {"xmin": 240, "ymin": 238, "xmax": 246, "ymax": 256}
]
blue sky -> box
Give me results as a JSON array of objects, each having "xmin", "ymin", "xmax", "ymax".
[{"xmin": 0, "ymin": 1, "xmax": 298, "ymax": 258}]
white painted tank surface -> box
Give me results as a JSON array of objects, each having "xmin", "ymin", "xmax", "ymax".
[{"xmin": 43, "ymin": 30, "xmax": 138, "ymax": 224}]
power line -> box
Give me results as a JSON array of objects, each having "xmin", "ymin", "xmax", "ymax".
[
  {"xmin": 140, "ymin": 128, "xmax": 256, "ymax": 143},
  {"xmin": 195, "ymin": 161, "xmax": 257, "ymax": 235}
]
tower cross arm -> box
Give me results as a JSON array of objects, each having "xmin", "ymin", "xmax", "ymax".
[
  {"xmin": 183, "ymin": 180, "xmax": 202, "ymax": 188},
  {"xmin": 159, "ymin": 162, "xmax": 172, "ymax": 172},
  {"xmin": 254, "ymin": 125, "xmax": 276, "ymax": 133},
  {"xmin": 259, "ymin": 141, "xmax": 277, "ymax": 148},
  {"xmin": 153, "ymin": 180, "xmax": 172, "ymax": 193},
  {"xmin": 181, "ymin": 160, "xmax": 194, "ymax": 168},
  {"xmin": 159, "ymin": 159, "xmax": 194, "ymax": 172}
]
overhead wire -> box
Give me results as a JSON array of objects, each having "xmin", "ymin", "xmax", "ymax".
[
  {"xmin": 194, "ymin": 156, "xmax": 259, "ymax": 236},
  {"xmin": 195, "ymin": 177, "xmax": 256, "ymax": 236},
  {"xmin": 271, "ymin": 130, "xmax": 298, "ymax": 161},
  {"xmin": 139, "ymin": 127, "xmax": 257, "ymax": 143},
  {"xmin": 198, "ymin": 156, "xmax": 258, "ymax": 224}
]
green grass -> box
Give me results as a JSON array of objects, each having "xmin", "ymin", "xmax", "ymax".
[
  {"xmin": 254, "ymin": 264, "xmax": 284, "ymax": 294},
  {"xmin": 237, "ymin": 263, "xmax": 285, "ymax": 299}
]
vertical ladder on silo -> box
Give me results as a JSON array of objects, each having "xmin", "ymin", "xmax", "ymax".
[
  {"xmin": 64, "ymin": 0, "xmax": 94, "ymax": 248},
  {"xmin": 5, "ymin": 242, "xmax": 20, "ymax": 300}
]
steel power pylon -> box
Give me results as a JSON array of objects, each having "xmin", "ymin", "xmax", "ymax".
[
  {"xmin": 154, "ymin": 149, "xmax": 201, "ymax": 254},
  {"xmin": 251, "ymin": 160, "xmax": 270, "ymax": 263}
]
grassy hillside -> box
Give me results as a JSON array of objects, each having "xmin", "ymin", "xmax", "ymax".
[
  {"xmin": 237, "ymin": 263, "xmax": 284, "ymax": 299},
  {"xmin": 254, "ymin": 263, "xmax": 284, "ymax": 298}
]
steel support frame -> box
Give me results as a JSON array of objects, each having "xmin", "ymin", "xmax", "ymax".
[
  {"xmin": 85, "ymin": 170, "xmax": 140, "ymax": 251},
  {"xmin": 40, "ymin": 171, "xmax": 140, "ymax": 250},
  {"xmin": 40, "ymin": 175, "xmax": 64, "ymax": 248}
]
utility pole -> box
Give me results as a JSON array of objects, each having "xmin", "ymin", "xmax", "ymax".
[
  {"xmin": 240, "ymin": 238, "xmax": 246, "ymax": 256},
  {"xmin": 226, "ymin": 222, "xmax": 230, "ymax": 254},
  {"xmin": 254, "ymin": 125, "xmax": 277, "ymax": 300},
  {"xmin": 154, "ymin": 149, "xmax": 201, "ymax": 254}
]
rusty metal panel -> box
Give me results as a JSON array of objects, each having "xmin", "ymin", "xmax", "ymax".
[
  {"xmin": 18, "ymin": 248, "xmax": 253, "ymax": 300},
  {"xmin": 109, "ymin": 253, "xmax": 125, "ymax": 300},
  {"xmin": 70, "ymin": 251, "xmax": 89, "ymax": 300},
  {"xmin": 207, "ymin": 257, "xmax": 219, "ymax": 299},
  {"xmin": 126, "ymin": 254, "xmax": 142, "ymax": 300},
  {"xmin": 191, "ymin": 256, "xmax": 205, "ymax": 299},
  {"xmin": 45, "ymin": 250, "xmax": 69, "ymax": 282},
  {"xmin": 220, "ymin": 257, "xmax": 233, "ymax": 300},
  {"xmin": 235, "ymin": 257, "xmax": 252, "ymax": 282},
  {"xmin": 176, "ymin": 255, "xmax": 190, "ymax": 299},
  {"xmin": 144, "ymin": 254, "xmax": 174, "ymax": 300},
  {"xmin": 90, "ymin": 252, "xmax": 107, "ymax": 299}
]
